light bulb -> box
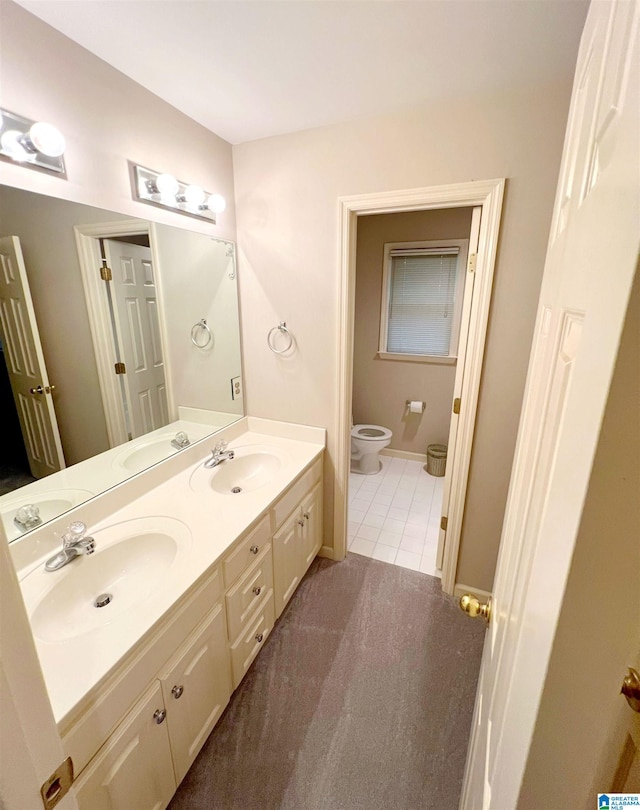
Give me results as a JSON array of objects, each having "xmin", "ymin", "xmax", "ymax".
[
  {"xmin": 1, "ymin": 129, "xmax": 30, "ymax": 161},
  {"xmin": 184, "ymin": 184, "xmax": 205, "ymax": 206},
  {"xmin": 207, "ymin": 194, "xmax": 226, "ymax": 214},
  {"xmin": 155, "ymin": 173, "xmax": 179, "ymax": 199},
  {"xmin": 28, "ymin": 122, "xmax": 65, "ymax": 157}
]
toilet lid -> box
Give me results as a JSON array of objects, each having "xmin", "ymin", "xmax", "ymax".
[{"xmin": 352, "ymin": 424, "xmax": 392, "ymax": 440}]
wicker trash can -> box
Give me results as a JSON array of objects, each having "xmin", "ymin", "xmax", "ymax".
[{"xmin": 426, "ymin": 444, "xmax": 447, "ymax": 477}]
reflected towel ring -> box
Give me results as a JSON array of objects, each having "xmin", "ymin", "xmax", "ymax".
[
  {"xmin": 267, "ymin": 321, "xmax": 293, "ymax": 354},
  {"xmin": 191, "ymin": 318, "xmax": 213, "ymax": 349}
]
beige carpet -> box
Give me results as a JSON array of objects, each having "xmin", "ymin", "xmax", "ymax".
[{"xmin": 169, "ymin": 554, "xmax": 485, "ymax": 810}]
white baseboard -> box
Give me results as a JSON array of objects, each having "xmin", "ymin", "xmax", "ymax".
[
  {"xmin": 380, "ymin": 448, "xmax": 427, "ymax": 463},
  {"xmin": 453, "ymin": 582, "xmax": 492, "ymax": 602}
]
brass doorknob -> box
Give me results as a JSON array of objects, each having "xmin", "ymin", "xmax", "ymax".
[
  {"xmin": 621, "ymin": 667, "xmax": 640, "ymax": 713},
  {"xmin": 460, "ymin": 593, "xmax": 492, "ymax": 623},
  {"xmin": 29, "ymin": 385, "xmax": 44, "ymax": 395}
]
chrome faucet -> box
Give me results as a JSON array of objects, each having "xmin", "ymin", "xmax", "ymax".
[
  {"xmin": 45, "ymin": 521, "xmax": 96, "ymax": 572},
  {"xmin": 171, "ymin": 431, "xmax": 190, "ymax": 450},
  {"xmin": 203, "ymin": 440, "xmax": 235, "ymax": 469}
]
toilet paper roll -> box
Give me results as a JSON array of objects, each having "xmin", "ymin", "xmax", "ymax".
[{"xmin": 408, "ymin": 400, "xmax": 425, "ymax": 414}]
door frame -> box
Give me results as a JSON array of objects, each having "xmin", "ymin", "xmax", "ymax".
[
  {"xmin": 335, "ymin": 179, "xmax": 504, "ymax": 594},
  {"xmin": 74, "ymin": 220, "xmax": 174, "ymax": 447}
]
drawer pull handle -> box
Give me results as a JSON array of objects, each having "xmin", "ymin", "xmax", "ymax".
[
  {"xmin": 297, "ymin": 519, "xmax": 305, "ymax": 527},
  {"xmin": 253, "ymin": 586, "xmax": 262, "ymax": 596},
  {"xmin": 153, "ymin": 709, "xmax": 166, "ymax": 724},
  {"xmin": 303, "ymin": 512, "xmax": 310, "ymax": 520},
  {"xmin": 255, "ymin": 633, "xmax": 264, "ymax": 643},
  {"xmin": 171, "ymin": 685, "xmax": 184, "ymax": 699},
  {"xmin": 250, "ymin": 545, "xmax": 259, "ymax": 554}
]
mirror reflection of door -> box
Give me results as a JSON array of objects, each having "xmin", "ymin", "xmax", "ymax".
[
  {"xmin": 102, "ymin": 238, "xmax": 169, "ymax": 440},
  {"xmin": 0, "ymin": 235, "xmax": 65, "ymax": 486}
]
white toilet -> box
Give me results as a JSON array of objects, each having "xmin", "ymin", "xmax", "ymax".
[{"xmin": 351, "ymin": 424, "xmax": 392, "ymax": 475}]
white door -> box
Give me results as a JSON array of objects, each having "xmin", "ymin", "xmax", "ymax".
[
  {"xmin": 0, "ymin": 235, "xmax": 65, "ymax": 478},
  {"xmin": 436, "ymin": 206, "xmax": 481, "ymax": 570},
  {"xmin": 461, "ymin": 2, "xmax": 639, "ymax": 808},
  {"xmin": 103, "ymin": 240, "xmax": 169, "ymax": 439}
]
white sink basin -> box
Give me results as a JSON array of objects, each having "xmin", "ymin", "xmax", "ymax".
[
  {"xmin": 190, "ymin": 444, "xmax": 288, "ymax": 495},
  {"xmin": 21, "ymin": 516, "xmax": 191, "ymax": 643}
]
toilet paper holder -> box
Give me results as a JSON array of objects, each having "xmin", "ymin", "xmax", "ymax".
[{"xmin": 406, "ymin": 400, "xmax": 426, "ymax": 414}]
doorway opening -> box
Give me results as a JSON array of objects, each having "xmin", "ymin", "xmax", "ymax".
[
  {"xmin": 335, "ymin": 179, "xmax": 504, "ymax": 594},
  {"xmin": 349, "ymin": 207, "xmax": 477, "ymax": 577}
]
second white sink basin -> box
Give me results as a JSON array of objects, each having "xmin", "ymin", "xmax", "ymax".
[
  {"xmin": 21, "ymin": 516, "xmax": 192, "ymax": 643},
  {"xmin": 190, "ymin": 444, "xmax": 289, "ymax": 495}
]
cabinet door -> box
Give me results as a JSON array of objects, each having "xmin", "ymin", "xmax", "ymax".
[
  {"xmin": 300, "ymin": 481, "xmax": 323, "ymax": 571},
  {"xmin": 74, "ymin": 681, "xmax": 175, "ymax": 810},
  {"xmin": 160, "ymin": 604, "xmax": 231, "ymax": 785},
  {"xmin": 273, "ymin": 508, "xmax": 303, "ymax": 618}
]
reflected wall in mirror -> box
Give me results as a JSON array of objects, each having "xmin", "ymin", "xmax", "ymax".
[{"xmin": 0, "ymin": 185, "xmax": 244, "ymax": 541}]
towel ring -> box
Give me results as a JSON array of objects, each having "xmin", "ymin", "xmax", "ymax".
[
  {"xmin": 267, "ymin": 322, "xmax": 293, "ymax": 354},
  {"xmin": 191, "ymin": 319, "xmax": 213, "ymax": 349}
]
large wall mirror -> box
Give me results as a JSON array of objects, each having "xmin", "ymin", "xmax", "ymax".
[{"xmin": 0, "ymin": 184, "xmax": 244, "ymax": 542}]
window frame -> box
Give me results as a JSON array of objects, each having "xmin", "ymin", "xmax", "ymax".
[{"xmin": 378, "ymin": 238, "xmax": 469, "ymax": 364}]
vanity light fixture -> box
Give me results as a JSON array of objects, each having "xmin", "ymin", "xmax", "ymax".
[
  {"xmin": 0, "ymin": 108, "xmax": 66, "ymax": 174},
  {"xmin": 131, "ymin": 163, "xmax": 226, "ymax": 223}
]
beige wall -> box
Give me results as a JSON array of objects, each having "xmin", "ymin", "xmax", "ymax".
[
  {"xmin": 0, "ymin": 1, "xmax": 236, "ymax": 242},
  {"xmin": 233, "ymin": 82, "xmax": 571, "ymax": 591},
  {"xmin": 518, "ymin": 265, "xmax": 640, "ymax": 807},
  {"xmin": 353, "ymin": 208, "xmax": 473, "ymax": 454}
]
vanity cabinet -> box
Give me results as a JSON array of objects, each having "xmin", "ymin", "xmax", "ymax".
[
  {"xmin": 159, "ymin": 603, "xmax": 231, "ymax": 784},
  {"xmin": 61, "ymin": 448, "xmax": 324, "ymax": 810},
  {"xmin": 73, "ymin": 680, "xmax": 175, "ymax": 810},
  {"xmin": 73, "ymin": 603, "xmax": 231, "ymax": 809},
  {"xmin": 273, "ymin": 464, "xmax": 323, "ymax": 618}
]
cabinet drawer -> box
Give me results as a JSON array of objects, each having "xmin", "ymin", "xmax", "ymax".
[
  {"xmin": 226, "ymin": 544, "xmax": 274, "ymax": 642},
  {"xmin": 273, "ymin": 456, "xmax": 322, "ymax": 530},
  {"xmin": 223, "ymin": 514, "xmax": 271, "ymax": 588},
  {"xmin": 230, "ymin": 591, "xmax": 275, "ymax": 689}
]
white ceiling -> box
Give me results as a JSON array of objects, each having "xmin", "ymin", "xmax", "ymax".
[{"xmin": 17, "ymin": 0, "xmax": 588, "ymax": 145}]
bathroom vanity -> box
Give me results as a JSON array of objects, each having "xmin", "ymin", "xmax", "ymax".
[{"xmin": 10, "ymin": 417, "xmax": 325, "ymax": 810}]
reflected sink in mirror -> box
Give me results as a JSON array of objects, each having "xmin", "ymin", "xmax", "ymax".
[
  {"xmin": 115, "ymin": 439, "xmax": 180, "ymax": 474},
  {"xmin": 190, "ymin": 445, "xmax": 289, "ymax": 495},
  {"xmin": 20, "ymin": 516, "xmax": 191, "ymax": 643},
  {"xmin": 1, "ymin": 488, "xmax": 95, "ymax": 543}
]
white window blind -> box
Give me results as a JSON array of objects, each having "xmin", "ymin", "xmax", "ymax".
[{"xmin": 386, "ymin": 249, "xmax": 459, "ymax": 356}]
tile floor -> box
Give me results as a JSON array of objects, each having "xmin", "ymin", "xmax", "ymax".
[{"xmin": 348, "ymin": 455, "xmax": 443, "ymax": 577}]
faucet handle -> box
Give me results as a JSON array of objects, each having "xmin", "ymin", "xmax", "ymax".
[
  {"xmin": 63, "ymin": 521, "xmax": 86, "ymax": 546},
  {"xmin": 215, "ymin": 439, "xmax": 228, "ymax": 453}
]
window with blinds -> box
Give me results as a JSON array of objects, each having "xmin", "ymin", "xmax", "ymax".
[{"xmin": 380, "ymin": 245, "xmax": 464, "ymax": 358}]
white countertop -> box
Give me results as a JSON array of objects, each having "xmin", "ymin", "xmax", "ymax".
[{"xmin": 13, "ymin": 418, "xmax": 325, "ymax": 725}]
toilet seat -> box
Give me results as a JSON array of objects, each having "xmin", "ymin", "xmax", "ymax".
[{"xmin": 351, "ymin": 424, "xmax": 392, "ymax": 441}]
